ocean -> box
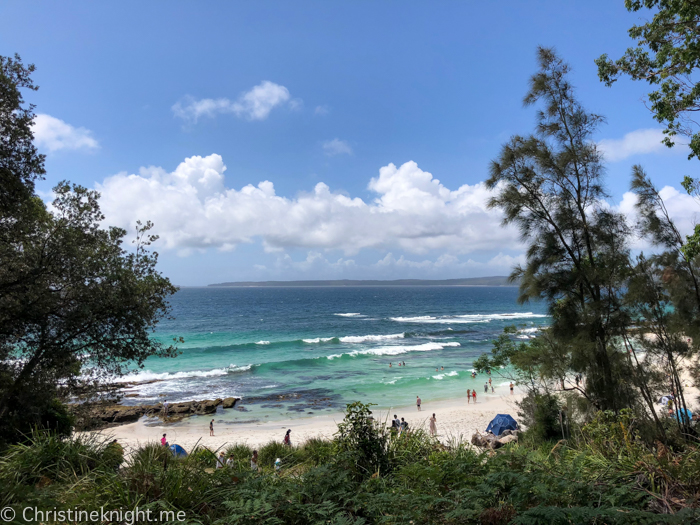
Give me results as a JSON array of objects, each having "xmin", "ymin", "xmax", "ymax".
[{"xmin": 117, "ymin": 286, "xmax": 548, "ymax": 423}]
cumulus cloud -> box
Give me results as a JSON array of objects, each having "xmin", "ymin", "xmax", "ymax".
[
  {"xmin": 617, "ymin": 185, "xmax": 699, "ymax": 248},
  {"xmin": 323, "ymin": 138, "xmax": 353, "ymax": 156},
  {"xmin": 32, "ymin": 114, "xmax": 99, "ymax": 152},
  {"xmin": 598, "ymin": 128, "xmax": 674, "ymax": 162},
  {"xmin": 94, "ymin": 154, "xmax": 520, "ymax": 255},
  {"xmin": 172, "ymin": 81, "xmax": 293, "ymax": 122},
  {"xmin": 314, "ymin": 105, "xmax": 329, "ymax": 116}
]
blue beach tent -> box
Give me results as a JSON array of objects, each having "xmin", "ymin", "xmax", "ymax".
[
  {"xmin": 169, "ymin": 444, "xmax": 188, "ymax": 457},
  {"xmin": 485, "ymin": 414, "xmax": 518, "ymax": 436}
]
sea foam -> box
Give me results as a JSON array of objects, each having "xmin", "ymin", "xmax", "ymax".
[{"xmin": 391, "ymin": 312, "xmax": 548, "ymax": 324}]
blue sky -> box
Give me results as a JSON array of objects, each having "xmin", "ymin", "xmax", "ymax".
[{"xmin": 1, "ymin": 1, "xmax": 698, "ymax": 285}]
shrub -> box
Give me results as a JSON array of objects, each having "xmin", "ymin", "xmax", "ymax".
[{"xmin": 518, "ymin": 391, "xmax": 563, "ymax": 443}]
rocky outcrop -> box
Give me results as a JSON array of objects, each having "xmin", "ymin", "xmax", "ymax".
[
  {"xmin": 471, "ymin": 430, "xmax": 519, "ymax": 450},
  {"xmin": 222, "ymin": 397, "xmax": 238, "ymax": 409},
  {"xmin": 73, "ymin": 397, "xmax": 240, "ymax": 430}
]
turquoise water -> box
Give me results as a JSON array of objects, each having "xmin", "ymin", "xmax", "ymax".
[{"xmin": 119, "ymin": 286, "xmax": 548, "ymax": 422}]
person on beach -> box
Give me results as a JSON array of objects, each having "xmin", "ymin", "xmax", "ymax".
[
  {"xmin": 484, "ymin": 382, "xmax": 488, "ymax": 393},
  {"xmin": 472, "ymin": 390, "xmax": 477, "ymax": 403},
  {"xmin": 161, "ymin": 433, "xmax": 168, "ymax": 446},
  {"xmin": 510, "ymin": 382, "xmax": 514, "ymax": 395},
  {"xmin": 416, "ymin": 395, "xmax": 421, "ymax": 411},
  {"xmin": 216, "ymin": 451, "xmax": 226, "ymax": 469},
  {"xmin": 162, "ymin": 399, "xmax": 169, "ymax": 417},
  {"xmin": 488, "ymin": 377, "xmax": 492, "ymax": 387},
  {"xmin": 491, "ymin": 384, "xmax": 495, "ymax": 393},
  {"xmin": 467, "ymin": 388, "xmax": 471, "ymax": 403},
  {"xmin": 391, "ymin": 414, "xmax": 400, "ymax": 432},
  {"xmin": 251, "ymin": 450, "xmax": 258, "ymax": 471},
  {"xmin": 400, "ymin": 417, "xmax": 409, "ymax": 434},
  {"xmin": 283, "ymin": 429, "xmax": 292, "ymax": 446},
  {"xmin": 210, "ymin": 419, "xmax": 215, "ymax": 436},
  {"xmin": 226, "ymin": 454, "xmax": 235, "ymax": 467},
  {"xmin": 429, "ymin": 413, "xmax": 437, "ymax": 436}
]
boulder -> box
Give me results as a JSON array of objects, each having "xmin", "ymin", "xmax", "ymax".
[
  {"xmin": 498, "ymin": 435, "xmax": 518, "ymax": 445},
  {"xmin": 222, "ymin": 397, "xmax": 238, "ymax": 409},
  {"xmin": 194, "ymin": 398, "xmax": 223, "ymax": 414}
]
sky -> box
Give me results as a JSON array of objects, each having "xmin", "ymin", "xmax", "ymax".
[{"xmin": 1, "ymin": 1, "xmax": 698, "ymax": 285}]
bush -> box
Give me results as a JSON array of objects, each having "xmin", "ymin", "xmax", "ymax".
[
  {"xmin": 334, "ymin": 402, "xmax": 391, "ymax": 479},
  {"xmin": 518, "ymin": 391, "xmax": 563, "ymax": 443}
]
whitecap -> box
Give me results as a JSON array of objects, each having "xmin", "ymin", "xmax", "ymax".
[
  {"xmin": 391, "ymin": 312, "xmax": 548, "ymax": 324},
  {"xmin": 255, "ymin": 340, "xmax": 270, "ymax": 345},
  {"xmin": 302, "ymin": 337, "xmax": 335, "ymax": 343},
  {"xmin": 339, "ymin": 333, "xmax": 405, "ymax": 343},
  {"xmin": 334, "ymin": 313, "xmax": 364, "ymax": 317}
]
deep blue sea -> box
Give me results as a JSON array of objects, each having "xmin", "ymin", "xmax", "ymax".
[{"xmin": 118, "ymin": 286, "xmax": 548, "ymax": 422}]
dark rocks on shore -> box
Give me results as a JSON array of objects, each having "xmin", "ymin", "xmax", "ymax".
[{"xmin": 73, "ymin": 397, "xmax": 240, "ymax": 430}]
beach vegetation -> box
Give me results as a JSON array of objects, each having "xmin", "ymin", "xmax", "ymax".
[{"xmin": 0, "ymin": 54, "xmax": 180, "ymax": 446}]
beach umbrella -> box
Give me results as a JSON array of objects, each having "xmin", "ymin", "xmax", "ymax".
[
  {"xmin": 169, "ymin": 444, "xmax": 188, "ymax": 457},
  {"xmin": 485, "ymin": 414, "xmax": 518, "ymax": 436},
  {"xmin": 672, "ymin": 408, "xmax": 693, "ymax": 423}
]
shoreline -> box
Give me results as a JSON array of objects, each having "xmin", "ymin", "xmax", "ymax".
[{"xmin": 93, "ymin": 390, "xmax": 523, "ymax": 456}]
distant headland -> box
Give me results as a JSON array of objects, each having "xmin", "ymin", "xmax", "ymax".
[{"xmin": 208, "ymin": 276, "xmax": 515, "ymax": 287}]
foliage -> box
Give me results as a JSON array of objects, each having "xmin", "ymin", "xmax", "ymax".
[
  {"xmin": 518, "ymin": 391, "xmax": 564, "ymax": 443},
  {"xmin": 3, "ymin": 423, "xmax": 700, "ymax": 524},
  {"xmin": 597, "ymin": 1, "xmax": 700, "ymax": 158},
  {"xmin": 0, "ymin": 54, "xmax": 181, "ymax": 445},
  {"xmin": 597, "ymin": 1, "xmax": 700, "ymax": 259},
  {"xmin": 334, "ymin": 402, "xmax": 391, "ymax": 478},
  {"xmin": 487, "ymin": 47, "xmax": 635, "ymax": 412}
]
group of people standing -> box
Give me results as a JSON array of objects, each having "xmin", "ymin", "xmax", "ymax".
[{"xmin": 391, "ymin": 412, "xmax": 438, "ymax": 436}]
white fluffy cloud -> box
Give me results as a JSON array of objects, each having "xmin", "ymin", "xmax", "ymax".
[
  {"xmin": 617, "ymin": 185, "xmax": 699, "ymax": 248},
  {"xmin": 598, "ymin": 128, "xmax": 676, "ymax": 162},
  {"xmin": 323, "ymin": 138, "xmax": 353, "ymax": 156},
  {"xmin": 32, "ymin": 114, "xmax": 99, "ymax": 152},
  {"xmin": 172, "ymin": 81, "xmax": 293, "ymax": 122},
  {"xmin": 95, "ymin": 154, "xmax": 520, "ymax": 255}
]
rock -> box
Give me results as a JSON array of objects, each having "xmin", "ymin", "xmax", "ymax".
[
  {"xmin": 124, "ymin": 394, "xmax": 139, "ymax": 398},
  {"xmin": 169, "ymin": 402, "xmax": 196, "ymax": 414},
  {"xmin": 498, "ymin": 435, "xmax": 518, "ymax": 445},
  {"xmin": 194, "ymin": 398, "xmax": 222, "ymax": 414},
  {"xmin": 222, "ymin": 397, "xmax": 237, "ymax": 409}
]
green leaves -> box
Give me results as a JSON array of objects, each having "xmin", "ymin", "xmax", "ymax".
[{"xmin": 597, "ymin": 1, "xmax": 700, "ymax": 159}]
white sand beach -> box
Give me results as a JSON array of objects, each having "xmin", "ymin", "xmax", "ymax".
[{"xmin": 95, "ymin": 391, "xmax": 523, "ymax": 458}]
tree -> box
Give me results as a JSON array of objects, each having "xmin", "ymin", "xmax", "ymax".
[
  {"xmin": 0, "ymin": 55, "xmax": 179, "ymax": 444},
  {"xmin": 596, "ymin": 1, "xmax": 700, "ymax": 259},
  {"xmin": 486, "ymin": 48, "xmax": 635, "ymax": 412}
]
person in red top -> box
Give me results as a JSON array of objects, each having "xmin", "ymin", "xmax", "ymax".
[
  {"xmin": 161, "ymin": 433, "xmax": 167, "ymax": 446},
  {"xmin": 472, "ymin": 390, "xmax": 477, "ymax": 403}
]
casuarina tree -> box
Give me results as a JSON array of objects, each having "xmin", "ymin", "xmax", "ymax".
[{"xmin": 486, "ymin": 47, "xmax": 634, "ymax": 412}]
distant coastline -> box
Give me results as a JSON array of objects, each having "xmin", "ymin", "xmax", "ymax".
[{"xmin": 208, "ymin": 276, "xmax": 516, "ymax": 287}]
